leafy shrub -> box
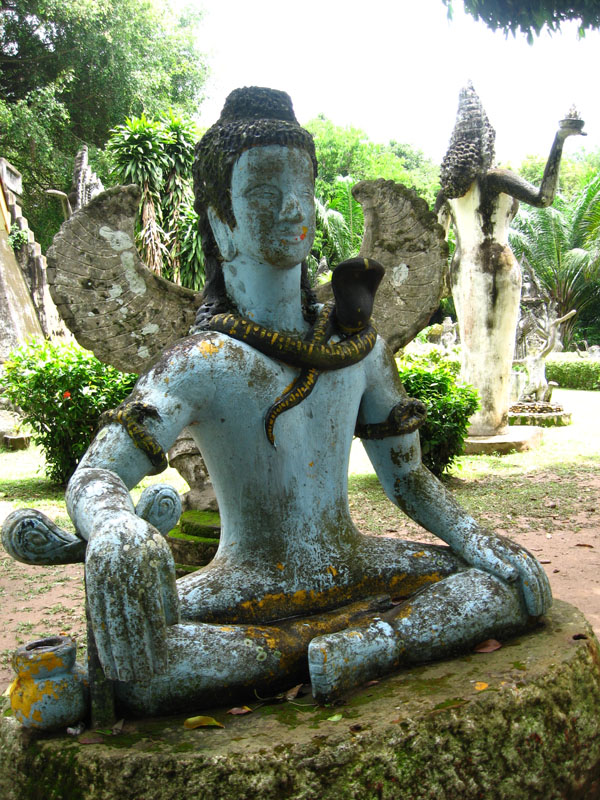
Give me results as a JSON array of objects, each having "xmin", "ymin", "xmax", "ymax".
[
  {"xmin": 8, "ymin": 224, "xmax": 29, "ymax": 253},
  {"xmin": 0, "ymin": 340, "xmax": 137, "ymax": 484},
  {"xmin": 396, "ymin": 351, "xmax": 479, "ymax": 476},
  {"xmin": 546, "ymin": 354, "xmax": 600, "ymax": 390}
]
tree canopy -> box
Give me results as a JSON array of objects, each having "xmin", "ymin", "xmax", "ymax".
[
  {"xmin": 442, "ymin": 0, "xmax": 600, "ymax": 40},
  {"xmin": 0, "ymin": 0, "xmax": 208, "ymax": 249}
]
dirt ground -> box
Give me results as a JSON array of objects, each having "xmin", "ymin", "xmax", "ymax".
[{"xmin": 1, "ymin": 389, "xmax": 599, "ymax": 691}]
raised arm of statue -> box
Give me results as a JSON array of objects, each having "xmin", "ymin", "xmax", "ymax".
[{"xmin": 485, "ymin": 116, "xmax": 586, "ymax": 207}]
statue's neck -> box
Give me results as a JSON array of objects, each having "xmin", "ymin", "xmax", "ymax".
[{"xmin": 222, "ymin": 257, "xmax": 307, "ymax": 333}]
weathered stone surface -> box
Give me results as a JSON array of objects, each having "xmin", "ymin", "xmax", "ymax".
[
  {"xmin": 1, "ymin": 600, "xmax": 599, "ymax": 800},
  {"xmin": 317, "ymin": 180, "xmax": 447, "ymax": 353},
  {"xmin": 46, "ymin": 185, "xmax": 202, "ymax": 374},
  {"xmin": 0, "ymin": 228, "xmax": 43, "ymax": 362},
  {"xmin": 464, "ymin": 426, "xmax": 544, "ymax": 455}
]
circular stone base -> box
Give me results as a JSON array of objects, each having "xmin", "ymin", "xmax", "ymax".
[
  {"xmin": 1, "ymin": 601, "xmax": 600, "ymax": 800},
  {"xmin": 464, "ymin": 425, "xmax": 544, "ymax": 455}
]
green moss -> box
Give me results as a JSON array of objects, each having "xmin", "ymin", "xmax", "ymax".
[
  {"xmin": 181, "ymin": 509, "xmax": 220, "ymax": 529},
  {"xmin": 168, "ymin": 531, "xmax": 219, "ymax": 544}
]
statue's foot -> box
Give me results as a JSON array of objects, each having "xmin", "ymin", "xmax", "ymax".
[
  {"xmin": 308, "ymin": 619, "xmax": 400, "ymax": 704},
  {"xmin": 1, "ymin": 509, "xmax": 86, "ymax": 565}
]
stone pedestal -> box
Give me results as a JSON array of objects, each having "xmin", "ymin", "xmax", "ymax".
[
  {"xmin": 1, "ymin": 600, "xmax": 599, "ymax": 800},
  {"xmin": 464, "ymin": 426, "xmax": 544, "ymax": 456}
]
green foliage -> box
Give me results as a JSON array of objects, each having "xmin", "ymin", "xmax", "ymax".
[
  {"xmin": 442, "ymin": 0, "xmax": 600, "ymax": 40},
  {"xmin": 0, "ymin": 0, "xmax": 208, "ymax": 251},
  {"xmin": 7, "ymin": 225, "xmax": 29, "ymax": 253},
  {"xmin": 396, "ymin": 351, "xmax": 479, "ymax": 476},
  {"xmin": 0, "ymin": 340, "xmax": 137, "ymax": 483},
  {"xmin": 305, "ymin": 116, "xmax": 440, "ymax": 270},
  {"xmin": 510, "ymin": 173, "xmax": 600, "ymax": 348},
  {"xmin": 512, "ymin": 152, "xmax": 598, "ymax": 202},
  {"xmin": 107, "ymin": 112, "xmax": 204, "ymax": 288},
  {"xmin": 545, "ymin": 354, "xmax": 600, "ymax": 390}
]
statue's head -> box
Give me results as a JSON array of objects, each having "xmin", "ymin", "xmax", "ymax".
[
  {"xmin": 192, "ymin": 87, "xmax": 318, "ymax": 327},
  {"xmin": 440, "ymin": 82, "xmax": 496, "ymax": 200}
]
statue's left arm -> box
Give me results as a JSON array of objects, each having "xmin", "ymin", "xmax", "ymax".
[
  {"xmin": 485, "ymin": 119, "xmax": 585, "ymax": 208},
  {"xmin": 357, "ymin": 341, "xmax": 552, "ymax": 616}
]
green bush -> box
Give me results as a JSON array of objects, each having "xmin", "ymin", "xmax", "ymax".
[
  {"xmin": 546, "ymin": 354, "xmax": 600, "ymax": 390},
  {"xmin": 396, "ymin": 351, "xmax": 479, "ymax": 476},
  {"xmin": 0, "ymin": 339, "xmax": 137, "ymax": 484}
]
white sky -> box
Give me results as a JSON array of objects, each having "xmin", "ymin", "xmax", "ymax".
[{"xmin": 192, "ymin": 0, "xmax": 600, "ymax": 166}]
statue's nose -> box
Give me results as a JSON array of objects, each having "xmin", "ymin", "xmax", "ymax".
[{"xmin": 279, "ymin": 193, "xmax": 303, "ymax": 221}]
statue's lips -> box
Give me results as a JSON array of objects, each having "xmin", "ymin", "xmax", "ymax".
[{"xmin": 278, "ymin": 226, "xmax": 309, "ymax": 242}]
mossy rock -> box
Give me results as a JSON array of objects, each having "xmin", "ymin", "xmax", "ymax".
[
  {"xmin": 1, "ymin": 600, "xmax": 600, "ymax": 800},
  {"xmin": 167, "ymin": 510, "xmax": 221, "ymax": 567},
  {"xmin": 179, "ymin": 510, "xmax": 220, "ymax": 537}
]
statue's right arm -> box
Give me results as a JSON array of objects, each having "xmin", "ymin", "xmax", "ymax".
[
  {"xmin": 66, "ymin": 338, "xmax": 216, "ymax": 682},
  {"xmin": 485, "ymin": 121, "xmax": 585, "ymax": 208}
]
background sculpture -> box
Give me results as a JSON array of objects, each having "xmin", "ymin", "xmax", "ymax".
[{"xmin": 436, "ymin": 83, "xmax": 585, "ymax": 437}]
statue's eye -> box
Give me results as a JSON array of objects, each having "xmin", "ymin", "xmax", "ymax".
[{"xmin": 247, "ymin": 185, "xmax": 280, "ymax": 202}]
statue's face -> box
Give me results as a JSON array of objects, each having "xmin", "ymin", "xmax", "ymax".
[{"xmin": 227, "ymin": 145, "xmax": 315, "ymax": 268}]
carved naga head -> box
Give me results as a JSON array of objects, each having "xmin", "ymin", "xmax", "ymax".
[{"xmin": 440, "ymin": 82, "xmax": 496, "ymax": 199}]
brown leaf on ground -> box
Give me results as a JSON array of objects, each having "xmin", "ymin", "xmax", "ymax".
[
  {"xmin": 285, "ymin": 683, "xmax": 305, "ymax": 701},
  {"xmin": 474, "ymin": 639, "xmax": 502, "ymax": 653},
  {"xmin": 575, "ymin": 543, "xmax": 594, "ymax": 548},
  {"xmin": 78, "ymin": 734, "xmax": 105, "ymax": 744},
  {"xmin": 226, "ymin": 706, "xmax": 252, "ymax": 715}
]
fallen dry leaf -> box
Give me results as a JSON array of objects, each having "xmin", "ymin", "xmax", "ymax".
[
  {"xmin": 327, "ymin": 713, "xmax": 343, "ymax": 722},
  {"xmin": 365, "ymin": 680, "xmax": 380, "ymax": 687},
  {"xmin": 474, "ymin": 639, "xmax": 502, "ymax": 653},
  {"xmin": 226, "ymin": 706, "xmax": 252, "ymax": 716},
  {"xmin": 111, "ymin": 718, "xmax": 125, "ymax": 734},
  {"xmin": 575, "ymin": 543, "xmax": 594, "ymax": 548},
  {"xmin": 184, "ymin": 715, "xmax": 224, "ymax": 729},
  {"xmin": 78, "ymin": 734, "xmax": 104, "ymax": 744},
  {"xmin": 474, "ymin": 682, "xmax": 489, "ymax": 691},
  {"xmin": 285, "ymin": 683, "xmax": 304, "ymax": 701}
]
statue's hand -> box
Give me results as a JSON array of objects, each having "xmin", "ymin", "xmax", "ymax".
[
  {"xmin": 558, "ymin": 118, "xmax": 586, "ymax": 139},
  {"xmin": 456, "ymin": 529, "xmax": 552, "ymax": 617},
  {"xmin": 85, "ymin": 512, "xmax": 179, "ymax": 682}
]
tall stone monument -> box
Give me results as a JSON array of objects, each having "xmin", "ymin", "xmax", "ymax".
[{"xmin": 436, "ymin": 84, "xmax": 585, "ymax": 437}]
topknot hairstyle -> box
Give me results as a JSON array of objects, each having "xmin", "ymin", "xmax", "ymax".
[
  {"xmin": 192, "ymin": 87, "xmax": 318, "ymax": 329},
  {"xmin": 439, "ymin": 82, "xmax": 496, "ymax": 200}
]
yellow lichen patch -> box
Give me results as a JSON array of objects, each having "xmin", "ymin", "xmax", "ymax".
[
  {"xmin": 308, "ymin": 461, "xmax": 314, "ymax": 468},
  {"xmin": 327, "ymin": 565, "xmax": 338, "ymax": 578},
  {"xmin": 23, "ymin": 651, "xmax": 65, "ymax": 677},
  {"xmin": 197, "ymin": 340, "xmax": 223, "ymax": 357},
  {"xmin": 392, "ymin": 604, "xmax": 413, "ymax": 620},
  {"xmin": 412, "ymin": 551, "xmax": 426, "ymax": 558},
  {"xmin": 10, "ymin": 675, "xmax": 61, "ymax": 723},
  {"xmin": 475, "ymin": 682, "xmax": 489, "ymax": 691},
  {"xmin": 276, "ymin": 563, "xmax": 285, "ymax": 571}
]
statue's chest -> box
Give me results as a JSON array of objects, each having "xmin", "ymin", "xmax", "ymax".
[{"xmin": 197, "ymin": 344, "xmax": 366, "ymax": 454}]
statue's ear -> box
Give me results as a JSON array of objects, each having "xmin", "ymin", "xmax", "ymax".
[{"xmin": 207, "ymin": 207, "xmax": 236, "ymax": 262}]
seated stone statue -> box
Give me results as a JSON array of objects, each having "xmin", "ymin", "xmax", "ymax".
[{"xmin": 12, "ymin": 88, "xmax": 552, "ymax": 714}]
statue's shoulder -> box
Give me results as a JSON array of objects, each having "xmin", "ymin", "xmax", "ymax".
[{"xmin": 149, "ymin": 329, "xmax": 261, "ymax": 378}]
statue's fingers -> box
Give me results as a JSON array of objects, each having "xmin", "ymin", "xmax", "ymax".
[
  {"xmin": 138, "ymin": 576, "xmax": 171, "ymax": 675},
  {"xmin": 87, "ymin": 584, "xmax": 119, "ymax": 681},
  {"xmin": 520, "ymin": 558, "xmax": 552, "ymax": 617},
  {"xmin": 469, "ymin": 547, "xmax": 518, "ymax": 584},
  {"xmin": 155, "ymin": 540, "xmax": 180, "ymax": 625}
]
